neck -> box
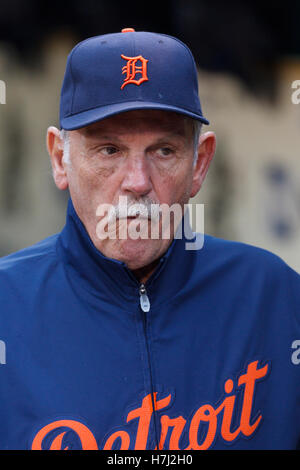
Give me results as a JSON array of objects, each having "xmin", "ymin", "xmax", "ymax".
[{"xmin": 131, "ymin": 258, "xmax": 161, "ymax": 284}]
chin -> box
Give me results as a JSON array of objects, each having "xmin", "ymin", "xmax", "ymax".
[{"xmin": 117, "ymin": 238, "xmax": 163, "ymax": 270}]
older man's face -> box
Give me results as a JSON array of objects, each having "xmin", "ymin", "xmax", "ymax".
[{"xmin": 48, "ymin": 110, "xmax": 215, "ymax": 272}]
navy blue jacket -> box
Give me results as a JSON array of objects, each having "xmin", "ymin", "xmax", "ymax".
[{"xmin": 0, "ymin": 199, "xmax": 299, "ymax": 450}]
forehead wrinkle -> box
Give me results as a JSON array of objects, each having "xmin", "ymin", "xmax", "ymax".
[
  {"xmin": 78, "ymin": 122, "xmax": 190, "ymax": 144},
  {"xmin": 77, "ymin": 110, "xmax": 190, "ymax": 136}
]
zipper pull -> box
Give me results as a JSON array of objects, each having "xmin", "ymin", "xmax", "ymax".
[{"xmin": 139, "ymin": 284, "xmax": 150, "ymax": 312}]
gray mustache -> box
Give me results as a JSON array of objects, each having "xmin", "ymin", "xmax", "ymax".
[{"xmin": 107, "ymin": 199, "xmax": 161, "ymax": 222}]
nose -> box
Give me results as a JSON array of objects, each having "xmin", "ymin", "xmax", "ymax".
[{"xmin": 120, "ymin": 154, "xmax": 152, "ymax": 198}]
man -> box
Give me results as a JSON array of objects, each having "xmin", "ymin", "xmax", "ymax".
[{"xmin": 0, "ymin": 28, "xmax": 299, "ymax": 451}]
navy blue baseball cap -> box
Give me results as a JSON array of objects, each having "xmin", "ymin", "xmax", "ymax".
[{"xmin": 60, "ymin": 28, "xmax": 209, "ymax": 130}]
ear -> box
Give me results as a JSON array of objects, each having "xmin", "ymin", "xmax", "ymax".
[
  {"xmin": 190, "ymin": 131, "xmax": 216, "ymax": 198},
  {"xmin": 47, "ymin": 126, "xmax": 69, "ymax": 190}
]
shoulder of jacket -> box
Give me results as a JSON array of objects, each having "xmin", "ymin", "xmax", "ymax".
[
  {"xmin": 201, "ymin": 233, "xmax": 299, "ymax": 278},
  {"xmin": 0, "ymin": 234, "xmax": 59, "ymax": 276}
]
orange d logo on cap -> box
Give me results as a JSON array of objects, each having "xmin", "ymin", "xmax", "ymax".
[{"xmin": 121, "ymin": 54, "xmax": 149, "ymax": 90}]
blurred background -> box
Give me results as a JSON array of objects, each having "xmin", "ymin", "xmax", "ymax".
[{"xmin": 0, "ymin": 0, "xmax": 300, "ymax": 271}]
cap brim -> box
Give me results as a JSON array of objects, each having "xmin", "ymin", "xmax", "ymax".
[{"xmin": 60, "ymin": 101, "xmax": 209, "ymax": 130}]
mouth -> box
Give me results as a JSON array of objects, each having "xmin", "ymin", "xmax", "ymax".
[
  {"xmin": 118, "ymin": 215, "xmax": 152, "ymax": 220},
  {"xmin": 106, "ymin": 203, "xmax": 162, "ymax": 224}
]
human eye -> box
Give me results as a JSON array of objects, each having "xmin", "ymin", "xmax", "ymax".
[
  {"xmin": 155, "ymin": 146, "xmax": 174, "ymax": 158},
  {"xmin": 99, "ymin": 146, "xmax": 119, "ymax": 156}
]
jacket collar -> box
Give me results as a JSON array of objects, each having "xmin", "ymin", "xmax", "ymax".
[{"xmin": 57, "ymin": 198, "xmax": 199, "ymax": 307}]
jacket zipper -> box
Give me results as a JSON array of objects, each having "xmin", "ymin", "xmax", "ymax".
[{"xmin": 139, "ymin": 283, "xmax": 160, "ymax": 450}]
